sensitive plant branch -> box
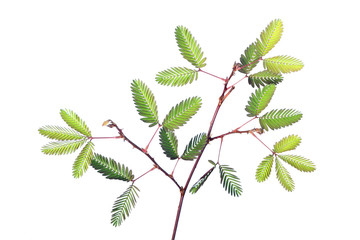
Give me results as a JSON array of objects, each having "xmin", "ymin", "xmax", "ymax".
[
  {"xmin": 172, "ymin": 66, "xmax": 238, "ymax": 240},
  {"xmin": 39, "ymin": 19, "xmax": 316, "ymax": 240}
]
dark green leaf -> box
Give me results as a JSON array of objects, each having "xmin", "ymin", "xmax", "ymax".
[
  {"xmin": 111, "ymin": 184, "xmax": 140, "ymax": 227},
  {"xmin": 159, "ymin": 128, "xmax": 179, "ymax": 160},
  {"xmin": 181, "ymin": 133, "xmax": 207, "ymax": 160},
  {"xmin": 91, "ymin": 153, "xmax": 134, "ymax": 181}
]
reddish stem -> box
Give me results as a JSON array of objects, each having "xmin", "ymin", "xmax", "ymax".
[
  {"xmin": 132, "ymin": 166, "xmax": 157, "ymax": 182},
  {"xmin": 198, "ymin": 69, "xmax": 226, "ymax": 81},
  {"xmin": 171, "ymin": 158, "xmax": 181, "ymax": 176},
  {"xmin": 235, "ymin": 117, "xmax": 258, "ymax": 131},
  {"xmin": 144, "ymin": 124, "xmax": 161, "ymax": 153},
  {"xmin": 89, "ymin": 136, "xmax": 122, "ymax": 140},
  {"xmin": 217, "ymin": 137, "xmax": 224, "ymax": 164},
  {"xmin": 249, "ymin": 131, "xmax": 275, "ymax": 154}
]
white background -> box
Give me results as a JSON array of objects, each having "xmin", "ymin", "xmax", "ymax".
[{"xmin": 1, "ymin": 0, "xmax": 359, "ymax": 239}]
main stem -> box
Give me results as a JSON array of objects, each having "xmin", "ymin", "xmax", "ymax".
[{"xmin": 171, "ymin": 71, "xmax": 235, "ymax": 240}]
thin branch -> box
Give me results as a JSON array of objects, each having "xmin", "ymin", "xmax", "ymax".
[
  {"xmin": 249, "ymin": 131, "xmax": 275, "ymax": 155},
  {"xmin": 198, "ymin": 69, "xmax": 226, "ymax": 81},
  {"xmin": 144, "ymin": 124, "xmax": 161, "ymax": 153},
  {"xmin": 132, "ymin": 166, "xmax": 157, "ymax": 182},
  {"xmin": 227, "ymin": 75, "xmax": 248, "ymax": 90},
  {"xmin": 171, "ymin": 158, "xmax": 181, "ymax": 176},
  {"xmin": 89, "ymin": 136, "xmax": 122, "ymax": 140},
  {"xmin": 210, "ymin": 127, "xmax": 263, "ymax": 141},
  {"xmin": 104, "ymin": 120, "xmax": 182, "ymax": 190},
  {"xmin": 217, "ymin": 137, "xmax": 224, "ymax": 164}
]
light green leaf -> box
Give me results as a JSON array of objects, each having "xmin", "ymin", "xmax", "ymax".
[
  {"xmin": 273, "ymin": 135, "xmax": 301, "ymax": 153},
  {"xmin": 245, "ymin": 84, "xmax": 276, "ymax": 117},
  {"xmin": 162, "ymin": 96, "xmax": 202, "ymax": 131},
  {"xmin": 260, "ymin": 109, "xmax": 302, "ymax": 131},
  {"xmin": 219, "ymin": 164, "xmax": 242, "ymax": 197},
  {"xmin": 39, "ymin": 125, "xmax": 87, "ymax": 141},
  {"xmin": 159, "ymin": 128, "xmax": 179, "ymax": 160},
  {"xmin": 91, "ymin": 153, "xmax": 134, "ymax": 181},
  {"xmin": 238, "ymin": 43, "xmax": 260, "ymax": 74},
  {"xmin": 41, "ymin": 140, "xmax": 87, "ymax": 155},
  {"xmin": 275, "ymin": 157, "xmax": 295, "ymax": 192},
  {"xmin": 190, "ymin": 166, "xmax": 215, "ymax": 194},
  {"xmin": 263, "ymin": 55, "xmax": 304, "ymax": 74},
  {"xmin": 111, "ymin": 184, "xmax": 140, "ymax": 227},
  {"xmin": 72, "ymin": 141, "xmax": 94, "ymax": 178},
  {"xmin": 278, "ymin": 155, "xmax": 316, "ymax": 172},
  {"xmin": 256, "ymin": 155, "xmax": 274, "ymax": 182},
  {"xmin": 156, "ymin": 67, "xmax": 198, "ymax": 87},
  {"xmin": 175, "ymin": 26, "xmax": 206, "ymax": 68},
  {"xmin": 248, "ymin": 70, "xmax": 283, "ymax": 88},
  {"xmin": 181, "ymin": 133, "xmax": 207, "ymax": 160},
  {"xmin": 131, "ymin": 79, "xmax": 159, "ymax": 127},
  {"xmin": 255, "ymin": 19, "xmax": 283, "ymax": 57},
  {"xmin": 60, "ymin": 109, "xmax": 91, "ymax": 137}
]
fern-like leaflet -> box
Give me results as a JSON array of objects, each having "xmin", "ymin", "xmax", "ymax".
[
  {"xmin": 91, "ymin": 153, "xmax": 134, "ymax": 181},
  {"xmin": 131, "ymin": 79, "xmax": 159, "ymax": 127},
  {"xmin": 259, "ymin": 109, "xmax": 302, "ymax": 131},
  {"xmin": 255, "ymin": 155, "xmax": 274, "ymax": 182},
  {"xmin": 162, "ymin": 96, "xmax": 202, "ymax": 131},
  {"xmin": 245, "ymin": 84, "xmax": 276, "ymax": 117},
  {"xmin": 219, "ymin": 164, "xmax": 242, "ymax": 197},
  {"xmin": 41, "ymin": 139, "xmax": 87, "ymax": 155},
  {"xmin": 39, "ymin": 125, "xmax": 87, "ymax": 141},
  {"xmin": 60, "ymin": 109, "xmax": 91, "ymax": 137},
  {"xmin": 238, "ymin": 43, "xmax": 260, "ymax": 74},
  {"xmin": 111, "ymin": 184, "xmax": 140, "ymax": 227},
  {"xmin": 175, "ymin": 26, "xmax": 206, "ymax": 68},
  {"xmin": 263, "ymin": 55, "xmax": 304, "ymax": 74},
  {"xmin": 72, "ymin": 141, "xmax": 94, "ymax": 178},
  {"xmin": 156, "ymin": 67, "xmax": 198, "ymax": 87},
  {"xmin": 273, "ymin": 135, "xmax": 301, "ymax": 153},
  {"xmin": 190, "ymin": 166, "xmax": 215, "ymax": 194},
  {"xmin": 255, "ymin": 19, "xmax": 283, "ymax": 57},
  {"xmin": 275, "ymin": 157, "xmax": 295, "ymax": 191},
  {"xmin": 159, "ymin": 128, "xmax": 179, "ymax": 160},
  {"xmin": 278, "ymin": 155, "xmax": 316, "ymax": 172},
  {"xmin": 248, "ymin": 70, "xmax": 283, "ymax": 88},
  {"xmin": 181, "ymin": 133, "xmax": 207, "ymax": 160}
]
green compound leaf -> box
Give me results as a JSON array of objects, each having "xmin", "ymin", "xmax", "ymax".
[
  {"xmin": 275, "ymin": 157, "xmax": 295, "ymax": 192},
  {"xmin": 111, "ymin": 184, "xmax": 140, "ymax": 227},
  {"xmin": 72, "ymin": 141, "xmax": 94, "ymax": 178},
  {"xmin": 278, "ymin": 155, "xmax": 316, "ymax": 172},
  {"xmin": 239, "ymin": 43, "xmax": 260, "ymax": 74},
  {"xmin": 131, "ymin": 79, "xmax": 159, "ymax": 127},
  {"xmin": 190, "ymin": 166, "xmax": 215, "ymax": 194},
  {"xmin": 41, "ymin": 139, "xmax": 87, "ymax": 155},
  {"xmin": 263, "ymin": 55, "xmax": 304, "ymax": 74},
  {"xmin": 156, "ymin": 67, "xmax": 198, "ymax": 87},
  {"xmin": 273, "ymin": 135, "xmax": 301, "ymax": 153},
  {"xmin": 255, "ymin": 19, "xmax": 283, "ymax": 57},
  {"xmin": 60, "ymin": 109, "xmax": 91, "ymax": 137},
  {"xmin": 181, "ymin": 133, "xmax": 207, "ymax": 161},
  {"xmin": 162, "ymin": 96, "xmax": 202, "ymax": 131},
  {"xmin": 256, "ymin": 155, "xmax": 274, "ymax": 182},
  {"xmin": 175, "ymin": 26, "xmax": 206, "ymax": 68},
  {"xmin": 91, "ymin": 153, "xmax": 134, "ymax": 181},
  {"xmin": 259, "ymin": 109, "xmax": 303, "ymax": 131},
  {"xmin": 219, "ymin": 164, "xmax": 242, "ymax": 197},
  {"xmin": 159, "ymin": 128, "xmax": 179, "ymax": 160},
  {"xmin": 245, "ymin": 84, "xmax": 276, "ymax": 117},
  {"xmin": 248, "ymin": 70, "xmax": 283, "ymax": 88},
  {"xmin": 39, "ymin": 125, "xmax": 87, "ymax": 141}
]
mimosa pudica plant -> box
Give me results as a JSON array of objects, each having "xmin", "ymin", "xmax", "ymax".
[{"xmin": 39, "ymin": 19, "xmax": 315, "ymax": 240}]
